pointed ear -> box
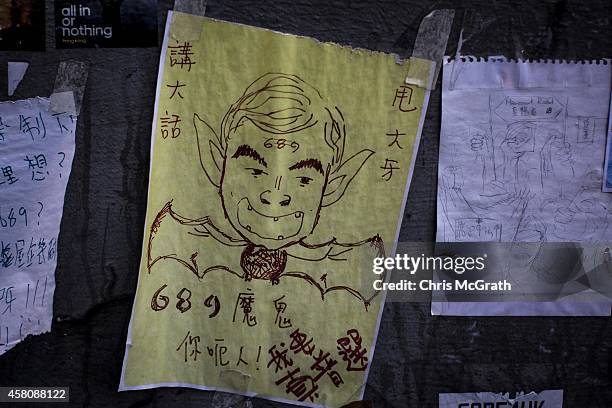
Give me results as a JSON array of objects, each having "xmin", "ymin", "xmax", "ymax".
[
  {"xmin": 194, "ymin": 113, "xmax": 223, "ymax": 188},
  {"xmin": 322, "ymin": 149, "xmax": 374, "ymax": 207}
]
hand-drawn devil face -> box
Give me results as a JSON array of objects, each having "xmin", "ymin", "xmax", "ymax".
[
  {"xmin": 220, "ymin": 122, "xmax": 331, "ymax": 249},
  {"xmin": 194, "ymin": 73, "xmax": 373, "ymax": 251}
]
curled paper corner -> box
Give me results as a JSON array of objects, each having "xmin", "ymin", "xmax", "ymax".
[
  {"xmin": 51, "ymin": 60, "xmax": 90, "ymax": 116},
  {"xmin": 408, "ymin": 8, "xmax": 455, "ymax": 90},
  {"xmin": 171, "ymin": 0, "xmax": 207, "ymax": 41},
  {"xmin": 8, "ymin": 61, "xmax": 29, "ymax": 96}
]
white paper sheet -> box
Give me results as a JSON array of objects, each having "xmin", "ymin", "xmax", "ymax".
[
  {"xmin": 439, "ymin": 389, "xmax": 564, "ymax": 408},
  {"xmin": 438, "ymin": 58, "xmax": 611, "ymax": 243},
  {"xmin": 435, "ymin": 58, "xmax": 611, "ymax": 316},
  {"xmin": 0, "ymin": 97, "xmax": 77, "ymax": 355}
]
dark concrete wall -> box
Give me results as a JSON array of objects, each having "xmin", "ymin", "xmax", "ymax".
[{"xmin": 0, "ymin": 1, "xmax": 610, "ymax": 407}]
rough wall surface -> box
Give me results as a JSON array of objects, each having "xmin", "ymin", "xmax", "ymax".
[{"xmin": 0, "ymin": 0, "xmax": 610, "ymax": 407}]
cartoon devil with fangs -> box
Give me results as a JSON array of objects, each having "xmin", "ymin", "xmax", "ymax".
[{"xmin": 147, "ymin": 73, "xmax": 385, "ymax": 308}]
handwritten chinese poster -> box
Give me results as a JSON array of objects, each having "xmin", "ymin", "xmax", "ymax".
[
  {"xmin": 0, "ymin": 98, "xmax": 77, "ymax": 354},
  {"xmin": 121, "ymin": 12, "xmax": 433, "ymax": 407}
]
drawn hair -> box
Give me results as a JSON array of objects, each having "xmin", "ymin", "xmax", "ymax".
[{"xmin": 218, "ymin": 73, "xmax": 346, "ymax": 169}]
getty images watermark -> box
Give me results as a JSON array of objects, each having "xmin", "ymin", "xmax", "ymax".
[{"xmin": 371, "ymin": 253, "xmax": 513, "ymax": 292}]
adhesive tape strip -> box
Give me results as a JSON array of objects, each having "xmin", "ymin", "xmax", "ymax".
[
  {"xmin": 49, "ymin": 91, "xmax": 76, "ymax": 115},
  {"xmin": 174, "ymin": 0, "xmax": 207, "ymax": 15},
  {"xmin": 406, "ymin": 9, "xmax": 454, "ymax": 90},
  {"xmin": 172, "ymin": 0, "xmax": 207, "ymax": 41},
  {"xmin": 211, "ymin": 369, "xmax": 252, "ymax": 406},
  {"xmin": 50, "ymin": 60, "xmax": 89, "ymax": 116}
]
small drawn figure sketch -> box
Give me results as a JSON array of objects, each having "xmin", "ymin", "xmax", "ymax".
[{"xmin": 438, "ymin": 58, "xmax": 612, "ymax": 244}]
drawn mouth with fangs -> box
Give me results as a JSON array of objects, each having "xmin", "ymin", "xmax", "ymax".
[{"xmin": 236, "ymin": 197, "xmax": 304, "ymax": 241}]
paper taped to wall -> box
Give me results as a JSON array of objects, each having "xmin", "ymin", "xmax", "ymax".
[
  {"xmin": 120, "ymin": 11, "xmax": 434, "ymax": 407},
  {"xmin": 0, "ymin": 97, "xmax": 77, "ymax": 355},
  {"xmin": 438, "ymin": 58, "xmax": 612, "ymax": 244},
  {"xmin": 433, "ymin": 58, "xmax": 612, "ymax": 317}
]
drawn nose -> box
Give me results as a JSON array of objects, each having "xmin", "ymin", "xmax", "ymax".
[{"xmin": 260, "ymin": 190, "xmax": 291, "ymax": 207}]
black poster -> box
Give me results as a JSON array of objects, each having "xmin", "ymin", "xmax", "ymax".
[
  {"xmin": 55, "ymin": 0, "xmax": 157, "ymax": 48},
  {"xmin": 0, "ymin": 0, "xmax": 45, "ymax": 51}
]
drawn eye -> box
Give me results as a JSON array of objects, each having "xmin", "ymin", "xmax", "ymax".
[
  {"xmin": 297, "ymin": 176, "xmax": 313, "ymax": 185},
  {"xmin": 246, "ymin": 168, "xmax": 266, "ymax": 177}
]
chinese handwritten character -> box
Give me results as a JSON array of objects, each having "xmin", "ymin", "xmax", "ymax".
[
  {"xmin": 19, "ymin": 113, "xmax": 46, "ymax": 140},
  {"xmin": 169, "ymin": 41, "xmax": 196, "ymax": 71},
  {"xmin": 233, "ymin": 290, "xmax": 257, "ymax": 327},
  {"xmin": 206, "ymin": 338, "xmax": 229, "ymax": 366},
  {"xmin": 24, "ymin": 154, "xmax": 48, "ymax": 181},
  {"xmin": 176, "ymin": 330, "xmax": 202, "ymax": 362},
  {"xmin": 0, "ymin": 117, "xmax": 10, "ymax": 141},
  {"xmin": 268, "ymin": 342, "xmax": 293, "ymax": 373},
  {"xmin": 336, "ymin": 329, "xmax": 368, "ymax": 371},
  {"xmin": 47, "ymin": 238, "xmax": 57, "ymax": 261},
  {"xmin": 273, "ymin": 295, "xmax": 292, "ymax": 328},
  {"xmin": 0, "ymin": 166, "xmax": 18, "ymax": 186},
  {"xmin": 25, "ymin": 237, "xmax": 36, "ymax": 267},
  {"xmin": 386, "ymin": 129, "xmax": 405, "ymax": 149},
  {"xmin": 167, "ymin": 80, "xmax": 186, "ymax": 99},
  {"xmin": 52, "ymin": 112, "xmax": 74, "ymax": 134},
  {"xmin": 36, "ymin": 238, "xmax": 47, "ymax": 264},
  {"xmin": 203, "ymin": 294, "xmax": 220, "ymax": 318},
  {"xmin": 160, "ymin": 111, "xmax": 181, "ymax": 139},
  {"xmin": 289, "ymin": 328, "xmax": 315, "ymax": 356},
  {"xmin": 0, "ymin": 286, "xmax": 16, "ymax": 315},
  {"xmin": 311, "ymin": 349, "xmax": 343, "ymax": 386},
  {"xmin": 392, "ymin": 85, "xmax": 417, "ymax": 112},
  {"xmin": 275, "ymin": 368, "xmax": 319, "ymax": 402},
  {"xmin": 236, "ymin": 346, "xmax": 248, "ymax": 367},
  {"xmin": 380, "ymin": 159, "xmax": 399, "ymax": 181},
  {"xmin": 0, "ymin": 242, "xmax": 13, "ymax": 268}
]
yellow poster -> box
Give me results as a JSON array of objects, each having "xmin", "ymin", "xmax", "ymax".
[{"xmin": 120, "ymin": 11, "xmax": 433, "ymax": 407}]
